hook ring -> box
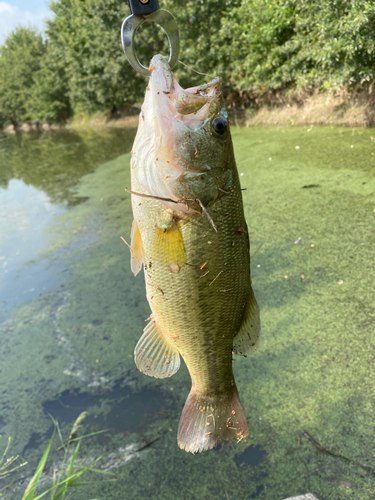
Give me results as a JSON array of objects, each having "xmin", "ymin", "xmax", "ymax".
[{"xmin": 121, "ymin": 10, "xmax": 180, "ymax": 77}]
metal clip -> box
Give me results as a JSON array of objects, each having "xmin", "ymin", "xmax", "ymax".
[{"xmin": 121, "ymin": 0, "xmax": 180, "ymax": 77}]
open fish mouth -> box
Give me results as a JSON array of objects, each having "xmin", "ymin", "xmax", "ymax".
[{"xmin": 149, "ymin": 54, "xmax": 222, "ymax": 131}]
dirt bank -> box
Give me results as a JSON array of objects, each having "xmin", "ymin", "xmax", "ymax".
[{"xmin": 237, "ymin": 85, "xmax": 375, "ymax": 128}]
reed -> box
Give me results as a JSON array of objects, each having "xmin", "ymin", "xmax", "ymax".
[{"xmin": 21, "ymin": 412, "xmax": 113, "ymax": 500}]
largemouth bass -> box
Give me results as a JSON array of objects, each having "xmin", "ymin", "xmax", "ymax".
[{"xmin": 128, "ymin": 54, "xmax": 260, "ymax": 453}]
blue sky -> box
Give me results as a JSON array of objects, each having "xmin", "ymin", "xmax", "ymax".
[{"xmin": 0, "ymin": 0, "xmax": 52, "ymax": 45}]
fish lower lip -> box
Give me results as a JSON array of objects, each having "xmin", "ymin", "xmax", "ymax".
[{"xmin": 185, "ymin": 77, "xmax": 221, "ymax": 96}]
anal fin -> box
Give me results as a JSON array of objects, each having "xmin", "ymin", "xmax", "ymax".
[
  {"xmin": 130, "ymin": 219, "xmax": 144, "ymax": 276},
  {"xmin": 233, "ymin": 286, "xmax": 261, "ymax": 357},
  {"xmin": 135, "ymin": 316, "xmax": 180, "ymax": 378}
]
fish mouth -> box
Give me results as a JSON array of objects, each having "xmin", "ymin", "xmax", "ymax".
[{"xmin": 150, "ymin": 55, "xmax": 221, "ymax": 126}]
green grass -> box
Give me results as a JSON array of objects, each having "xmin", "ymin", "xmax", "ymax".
[
  {"xmin": 21, "ymin": 414, "xmax": 113, "ymax": 500},
  {"xmin": 0, "ymin": 436, "xmax": 27, "ymax": 497}
]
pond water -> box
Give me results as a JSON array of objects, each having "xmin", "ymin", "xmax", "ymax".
[{"xmin": 0, "ymin": 125, "xmax": 374, "ymax": 499}]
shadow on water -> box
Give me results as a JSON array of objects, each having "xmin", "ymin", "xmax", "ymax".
[
  {"xmin": 23, "ymin": 380, "xmax": 177, "ymax": 453},
  {"xmin": 234, "ymin": 444, "xmax": 266, "ymax": 467},
  {"xmin": 24, "ymin": 426, "xmax": 55, "ymax": 455},
  {"xmin": 234, "ymin": 445, "xmax": 267, "ymax": 498},
  {"xmin": 0, "ymin": 415, "xmax": 6, "ymax": 433},
  {"xmin": 95, "ymin": 388, "xmax": 175, "ymax": 434}
]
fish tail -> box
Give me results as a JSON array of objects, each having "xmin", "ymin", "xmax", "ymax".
[{"xmin": 177, "ymin": 387, "xmax": 249, "ymax": 453}]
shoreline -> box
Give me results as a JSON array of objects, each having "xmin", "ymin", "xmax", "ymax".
[
  {"xmin": 2, "ymin": 86, "xmax": 375, "ymax": 134},
  {"xmin": 0, "ymin": 112, "xmax": 140, "ymax": 135}
]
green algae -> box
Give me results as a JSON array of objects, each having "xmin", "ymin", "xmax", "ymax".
[{"xmin": 1, "ymin": 126, "xmax": 375, "ymax": 499}]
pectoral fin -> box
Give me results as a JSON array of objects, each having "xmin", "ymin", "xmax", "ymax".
[
  {"xmin": 153, "ymin": 220, "xmax": 185, "ymax": 269},
  {"xmin": 130, "ymin": 219, "xmax": 144, "ymax": 276},
  {"xmin": 134, "ymin": 316, "xmax": 180, "ymax": 378},
  {"xmin": 233, "ymin": 286, "xmax": 260, "ymax": 357}
]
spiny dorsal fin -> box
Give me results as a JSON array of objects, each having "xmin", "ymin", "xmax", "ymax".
[
  {"xmin": 233, "ymin": 286, "xmax": 261, "ymax": 357},
  {"xmin": 153, "ymin": 220, "xmax": 185, "ymax": 269},
  {"xmin": 130, "ymin": 219, "xmax": 144, "ymax": 276},
  {"xmin": 134, "ymin": 316, "xmax": 180, "ymax": 378}
]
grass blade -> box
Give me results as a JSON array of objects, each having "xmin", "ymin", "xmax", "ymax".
[
  {"xmin": 67, "ymin": 441, "xmax": 80, "ymax": 479},
  {"xmin": 21, "ymin": 432, "xmax": 55, "ymax": 500}
]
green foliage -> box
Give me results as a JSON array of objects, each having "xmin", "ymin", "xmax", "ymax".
[
  {"xmin": 0, "ymin": 28, "xmax": 45, "ymax": 124},
  {"xmin": 0, "ymin": 27, "xmax": 70, "ymax": 125},
  {"xmin": 217, "ymin": 0, "xmax": 375, "ymax": 91},
  {"xmin": 21, "ymin": 432, "xmax": 54, "ymax": 500},
  {"xmin": 45, "ymin": 0, "xmax": 160, "ymax": 113},
  {"xmin": 0, "ymin": 436, "xmax": 27, "ymax": 484},
  {"xmin": 163, "ymin": 0, "xmax": 241, "ymax": 90},
  {"xmin": 30, "ymin": 40, "xmax": 72, "ymax": 123},
  {"xmin": 289, "ymin": 0, "xmax": 375, "ymax": 89},
  {"xmin": 0, "ymin": 0, "xmax": 375, "ymax": 124},
  {"xmin": 218, "ymin": 0, "xmax": 297, "ymax": 90}
]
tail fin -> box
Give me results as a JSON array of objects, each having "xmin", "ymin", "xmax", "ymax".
[{"xmin": 177, "ymin": 388, "xmax": 249, "ymax": 453}]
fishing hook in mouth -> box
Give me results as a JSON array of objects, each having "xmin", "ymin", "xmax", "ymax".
[{"xmin": 121, "ymin": 0, "xmax": 180, "ymax": 77}]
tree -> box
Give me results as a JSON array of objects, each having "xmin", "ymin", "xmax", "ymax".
[
  {"xmin": 46, "ymin": 0, "xmax": 149, "ymax": 113},
  {"xmin": 217, "ymin": 0, "xmax": 375, "ymax": 92},
  {"xmin": 0, "ymin": 28, "xmax": 45, "ymax": 125},
  {"xmin": 1, "ymin": 0, "xmax": 375, "ymax": 125},
  {"xmin": 30, "ymin": 40, "xmax": 72, "ymax": 123}
]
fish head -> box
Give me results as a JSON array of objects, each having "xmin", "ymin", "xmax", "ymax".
[{"xmin": 132, "ymin": 54, "xmax": 234, "ymax": 212}]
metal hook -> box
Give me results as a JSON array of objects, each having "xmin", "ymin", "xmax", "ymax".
[{"xmin": 121, "ymin": 9, "xmax": 180, "ymax": 77}]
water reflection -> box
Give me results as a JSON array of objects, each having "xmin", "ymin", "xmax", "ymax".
[
  {"xmin": 0, "ymin": 179, "xmax": 66, "ymax": 322},
  {"xmin": 0, "ymin": 128, "xmax": 136, "ymax": 323},
  {"xmin": 0, "ymin": 128, "xmax": 136, "ymax": 206}
]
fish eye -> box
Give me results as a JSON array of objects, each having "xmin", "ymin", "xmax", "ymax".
[{"xmin": 211, "ymin": 116, "xmax": 227, "ymax": 136}]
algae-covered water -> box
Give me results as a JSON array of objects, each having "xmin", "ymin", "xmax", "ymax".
[{"xmin": 0, "ymin": 125, "xmax": 374, "ymax": 499}]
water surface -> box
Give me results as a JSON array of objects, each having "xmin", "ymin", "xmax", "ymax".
[{"xmin": 0, "ymin": 126, "xmax": 374, "ymax": 499}]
